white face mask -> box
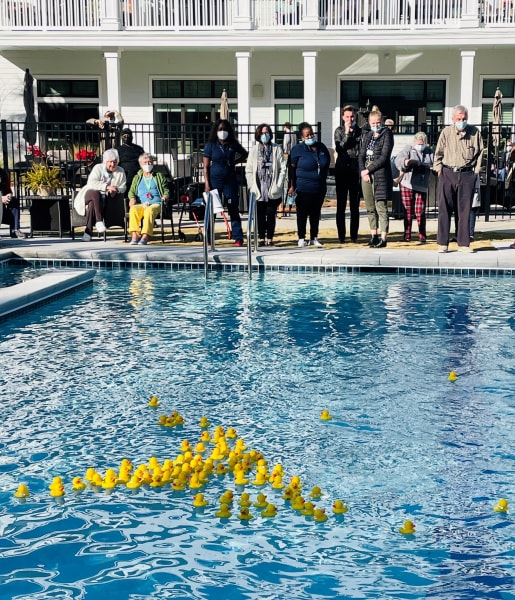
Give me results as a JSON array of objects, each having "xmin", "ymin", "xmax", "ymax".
[
  {"xmin": 217, "ymin": 130, "xmax": 229, "ymax": 141},
  {"xmin": 142, "ymin": 164, "xmax": 153, "ymax": 173},
  {"xmin": 414, "ymin": 144, "xmax": 425, "ymax": 152}
]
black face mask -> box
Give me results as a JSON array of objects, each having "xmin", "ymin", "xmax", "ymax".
[{"xmin": 122, "ymin": 135, "xmax": 133, "ymax": 144}]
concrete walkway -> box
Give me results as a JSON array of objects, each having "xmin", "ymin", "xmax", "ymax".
[{"xmin": 1, "ymin": 206, "xmax": 515, "ymax": 271}]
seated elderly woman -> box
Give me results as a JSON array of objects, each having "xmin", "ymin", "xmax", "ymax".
[
  {"xmin": 73, "ymin": 148, "xmax": 127, "ymax": 241},
  {"xmin": 128, "ymin": 153, "xmax": 170, "ymax": 245}
]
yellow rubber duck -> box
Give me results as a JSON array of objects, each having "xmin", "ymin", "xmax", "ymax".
[
  {"xmin": 448, "ymin": 371, "xmax": 458, "ymax": 382},
  {"xmin": 494, "ymin": 498, "xmax": 509, "ymax": 513},
  {"xmin": 193, "ymin": 493, "xmax": 209, "ymax": 508},
  {"xmin": 102, "ymin": 469, "xmax": 118, "ymax": 491},
  {"xmin": 215, "ymin": 503, "xmax": 232, "ymax": 518},
  {"xmin": 271, "ymin": 476, "xmax": 285, "ymax": 490},
  {"xmin": 189, "ymin": 474, "xmax": 203, "ymax": 489},
  {"xmin": 252, "ymin": 472, "xmax": 267, "ymax": 486},
  {"xmin": 261, "ymin": 503, "xmax": 278, "ymax": 518},
  {"xmin": 234, "ymin": 472, "xmax": 249, "ymax": 485},
  {"xmin": 200, "ymin": 430, "xmax": 211, "ymax": 443},
  {"xmin": 399, "ymin": 520, "xmax": 416, "ymax": 534},
  {"xmin": 310, "ymin": 486, "xmax": 323, "ymax": 500},
  {"xmin": 215, "ymin": 463, "xmax": 229, "ymax": 476},
  {"xmin": 290, "ymin": 495, "xmax": 306, "ymax": 512},
  {"xmin": 302, "ymin": 501, "xmax": 316, "ymax": 516},
  {"xmin": 194, "ymin": 442, "xmax": 206, "ymax": 454},
  {"xmin": 49, "ymin": 477, "xmax": 65, "ymax": 498},
  {"xmin": 282, "ymin": 488, "xmax": 294, "ymax": 501},
  {"xmin": 289, "ymin": 475, "xmax": 302, "ymax": 491},
  {"xmin": 126, "ymin": 474, "xmax": 142, "ymax": 490},
  {"xmin": 320, "ymin": 409, "xmax": 333, "ymax": 421},
  {"xmin": 148, "ymin": 395, "xmax": 160, "ymax": 407},
  {"xmin": 14, "ymin": 484, "xmax": 30, "ymax": 499},
  {"xmin": 238, "ymin": 507, "xmax": 254, "ymax": 521},
  {"xmin": 332, "ymin": 500, "xmax": 349, "ymax": 514},
  {"xmin": 72, "ymin": 477, "xmax": 87, "ymax": 492},
  {"xmin": 157, "ymin": 415, "xmax": 168, "ymax": 425},
  {"xmin": 199, "ymin": 416, "xmax": 210, "ymax": 428},
  {"xmin": 171, "ymin": 478, "xmax": 186, "ymax": 492},
  {"xmin": 253, "ymin": 493, "xmax": 268, "ymax": 508},
  {"xmin": 313, "ymin": 508, "xmax": 328, "ymax": 522},
  {"xmin": 219, "ymin": 490, "xmax": 234, "ymax": 504},
  {"xmin": 239, "ymin": 492, "xmax": 252, "ymax": 507},
  {"xmin": 180, "ymin": 440, "xmax": 192, "ymax": 453},
  {"xmin": 226, "ymin": 427, "xmax": 237, "ymax": 439}
]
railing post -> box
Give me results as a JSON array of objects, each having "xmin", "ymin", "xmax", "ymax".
[
  {"xmin": 233, "ymin": 0, "xmax": 252, "ymax": 30},
  {"xmin": 1, "ymin": 120, "xmax": 9, "ymax": 172},
  {"xmin": 101, "ymin": 0, "xmax": 122, "ymax": 30},
  {"xmin": 485, "ymin": 122, "xmax": 492, "ymax": 222},
  {"xmin": 461, "ymin": 0, "xmax": 480, "ymax": 28},
  {"xmin": 203, "ymin": 191, "xmax": 214, "ymax": 278}
]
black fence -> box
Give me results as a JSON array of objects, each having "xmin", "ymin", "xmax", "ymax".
[
  {"xmin": 0, "ymin": 120, "xmax": 321, "ymax": 207},
  {"xmin": 0, "ymin": 119, "xmax": 512, "ymax": 221}
]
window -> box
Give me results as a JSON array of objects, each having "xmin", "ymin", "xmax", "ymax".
[
  {"xmin": 481, "ymin": 79, "xmax": 515, "ymax": 126},
  {"xmin": 274, "ymin": 80, "xmax": 304, "ymax": 99},
  {"xmin": 274, "ymin": 79, "xmax": 304, "ymax": 133},
  {"xmin": 152, "ymin": 80, "xmax": 237, "ymax": 99}
]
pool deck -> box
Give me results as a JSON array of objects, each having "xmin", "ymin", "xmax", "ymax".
[{"xmin": 1, "ymin": 207, "xmax": 515, "ymax": 272}]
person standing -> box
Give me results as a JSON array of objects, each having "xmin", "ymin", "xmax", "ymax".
[
  {"xmin": 433, "ymin": 104, "xmax": 483, "ymax": 253},
  {"xmin": 334, "ymin": 104, "xmax": 362, "ymax": 243},
  {"xmin": 203, "ymin": 119, "xmax": 248, "ymax": 246},
  {"xmin": 358, "ymin": 109, "xmax": 394, "ymax": 248},
  {"xmin": 245, "ymin": 124, "xmax": 287, "ymax": 246},
  {"xmin": 0, "ymin": 168, "xmax": 28, "ymax": 238},
  {"xmin": 394, "ymin": 132, "xmax": 434, "ymax": 243},
  {"xmin": 288, "ymin": 122, "xmax": 330, "ymax": 247},
  {"xmin": 116, "ymin": 128, "xmax": 145, "ymax": 190}
]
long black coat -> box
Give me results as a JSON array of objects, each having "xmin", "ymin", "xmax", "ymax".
[{"xmin": 358, "ymin": 127, "xmax": 394, "ymax": 200}]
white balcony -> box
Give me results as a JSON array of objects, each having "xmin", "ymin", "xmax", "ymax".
[{"xmin": 0, "ymin": 0, "xmax": 513, "ymax": 31}]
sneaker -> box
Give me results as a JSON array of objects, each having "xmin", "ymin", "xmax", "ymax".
[
  {"xmin": 130, "ymin": 238, "xmax": 139, "ymax": 245},
  {"xmin": 458, "ymin": 246, "xmax": 475, "ymax": 253},
  {"xmin": 82, "ymin": 232, "xmax": 91, "ymax": 242},
  {"xmin": 95, "ymin": 221, "xmax": 106, "ymax": 234},
  {"xmin": 374, "ymin": 239, "xmax": 387, "ymax": 248},
  {"xmin": 234, "ymin": 240, "xmax": 243, "ymax": 247},
  {"xmin": 403, "ymin": 235, "xmax": 411, "ymax": 242},
  {"xmin": 138, "ymin": 238, "xmax": 148, "ymax": 245},
  {"xmin": 11, "ymin": 230, "xmax": 28, "ymax": 239},
  {"xmin": 367, "ymin": 236, "xmax": 379, "ymax": 247},
  {"xmin": 266, "ymin": 240, "xmax": 274, "ymax": 246},
  {"xmin": 419, "ymin": 236, "xmax": 427, "ymax": 244},
  {"xmin": 298, "ymin": 239, "xmax": 308, "ymax": 247},
  {"xmin": 310, "ymin": 238, "xmax": 323, "ymax": 247},
  {"xmin": 438, "ymin": 245, "xmax": 448, "ymax": 253},
  {"xmin": 258, "ymin": 239, "xmax": 266, "ymax": 247}
]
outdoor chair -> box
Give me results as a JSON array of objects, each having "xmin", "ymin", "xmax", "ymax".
[{"xmin": 71, "ymin": 191, "xmax": 127, "ymax": 240}]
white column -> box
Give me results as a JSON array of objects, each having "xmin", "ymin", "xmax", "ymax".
[
  {"xmin": 460, "ymin": 50, "xmax": 475, "ymax": 113},
  {"xmin": 303, "ymin": 51, "xmax": 318, "ymax": 125},
  {"xmin": 104, "ymin": 51, "xmax": 121, "ymax": 113},
  {"xmin": 233, "ymin": 0, "xmax": 252, "ymax": 30},
  {"xmin": 101, "ymin": 0, "xmax": 122, "ymax": 31},
  {"xmin": 236, "ymin": 51, "xmax": 251, "ymax": 129},
  {"xmin": 461, "ymin": 0, "xmax": 479, "ymax": 28},
  {"xmin": 302, "ymin": 0, "xmax": 320, "ymax": 29}
]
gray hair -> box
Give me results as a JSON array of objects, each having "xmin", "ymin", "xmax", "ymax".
[
  {"xmin": 103, "ymin": 148, "xmax": 119, "ymax": 164},
  {"xmin": 138, "ymin": 152, "xmax": 153, "ymax": 165},
  {"xmin": 451, "ymin": 105, "xmax": 468, "ymax": 118},
  {"xmin": 414, "ymin": 132, "xmax": 427, "ymax": 143}
]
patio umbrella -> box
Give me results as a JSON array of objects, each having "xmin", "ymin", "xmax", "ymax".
[
  {"xmin": 22, "ymin": 68, "xmax": 37, "ymax": 147},
  {"xmin": 492, "ymin": 86, "xmax": 502, "ymax": 148},
  {"xmin": 219, "ymin": 89, "xmax": 229, "ymax": 120}
]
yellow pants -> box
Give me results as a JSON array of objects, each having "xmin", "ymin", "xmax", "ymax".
[{"xmin": 129, "ymin": 203, "xmax": 161, "ymax": 237}]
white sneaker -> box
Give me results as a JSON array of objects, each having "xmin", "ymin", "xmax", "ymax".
[
  {"xmin": 298, "ymin": 239, "xmax": 308, "ymax": 247},
  {"xmin": 310, "ymin": 238, "xmax": 323, "ymax": 247},
  {"xmin": 437, "ymin": 245, "xmax": 448, "ymax": 253},
  {"xmin": 458, "ymin": 246, "xmax": 475, "ymax": 253},
  {"xmin": 95, "ymin": 221, "xmax": 106, "ymax": 234},
  {"xmin": 82, "ymin": 232, "xmax": 91, "ymax": 242}
]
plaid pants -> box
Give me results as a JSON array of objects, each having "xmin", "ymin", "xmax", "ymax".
[{"xmin": 400, "ymin": 184, "xmax": 426, "ymax": 238}]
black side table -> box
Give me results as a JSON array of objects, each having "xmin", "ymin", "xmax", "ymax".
[{"xmin": 28, "ymin": 195, "xmax": 71, "ymax": 237}]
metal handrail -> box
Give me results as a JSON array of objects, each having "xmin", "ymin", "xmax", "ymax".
[
  {"xmin": 203, "ymin": 191, "xmax": 214, "ymax": 279},
  {"xmin": 246, "ymin": 192, "xmax": 257, "ymax": 278}
]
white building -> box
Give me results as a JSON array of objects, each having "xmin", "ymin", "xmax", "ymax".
[{"xmin": 0, "ymin": 0, "xmax": 514, "ymax": 150}]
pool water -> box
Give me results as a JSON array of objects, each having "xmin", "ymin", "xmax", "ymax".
[{"xmin": 0, "ymin": 269, "xmax": 514, "ymax": 600}]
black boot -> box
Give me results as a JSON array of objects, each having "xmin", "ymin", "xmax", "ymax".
[{"xmin": 367, "ymin": 235, "xmax": 379, "ymax": 247}]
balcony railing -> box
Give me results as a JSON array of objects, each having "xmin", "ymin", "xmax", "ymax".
[{"xmin": 0, "ymin": 0, "xmax": 513, "ymax": 31}]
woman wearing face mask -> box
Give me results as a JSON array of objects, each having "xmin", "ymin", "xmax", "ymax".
[
  {"xmin": 245, "ymin": 124, "xmax": 287, "ymax": 246},
  {"xmin": 128, "ymin": 153, "xmax": 170, "ymax": 245},
  {"xmin": 394, "ymin": 132, "xmax": 434, "ymax": 243},
  {"xmin": 203, "ymin": 119, "xmax": 248, "ymax": 246},
  {"xmin": 288, "ymin": 122, "xmax": 330, "ymax": 247},
  {"xmin": 358, "ymin": 109, "xmax": 394, "ymax": 248}
]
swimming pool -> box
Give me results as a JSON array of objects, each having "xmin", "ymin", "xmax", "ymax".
[{"xmin": 0, "ymin": 269, "xmax": 513, "ymax": 599}]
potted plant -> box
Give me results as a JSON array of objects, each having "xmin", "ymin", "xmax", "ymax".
[{"xmin": 21, "ymin": 162, "xmax": 64, "ymax": 196}]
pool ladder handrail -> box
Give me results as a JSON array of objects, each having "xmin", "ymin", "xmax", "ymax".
[
  {"xmin": 203, "ymin": 191, "xmax": 215, "ymax": 278},
  {"xmin": 246, "ymin": 192, "xmax": 257, "ymax": 278}
]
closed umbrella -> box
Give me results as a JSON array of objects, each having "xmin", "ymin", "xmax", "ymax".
[
  {"xmin": 219, "ymin": 89, "xmax": 229, "ymax": 120},
  {"xmin": 492, "ymin": 87, "xmax": 502, "ymax": 148},
  {"xmin": 22, "ymin": 68, "xmax": 37, "ymax": 147}
]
